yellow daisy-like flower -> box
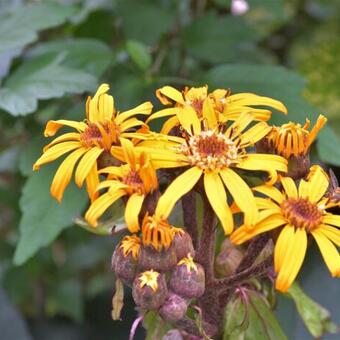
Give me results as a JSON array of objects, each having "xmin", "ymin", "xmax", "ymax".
[
  {"xmin": 119, "ymin": 235, "xmax": 141, "ymax": 259},
  {"xmin": 124, "ymin": 112, "xmax": 287, "ymax": 234},
  {"xmin": 147, "ymin": 85, "xmax": 287, "ymax": 133},
  {"xmin": 85, "ymin": 138, "xmax": 158, "ymax": 232},
  {"xmin": 33, "ymin": 84, "xmax": 153, "ymax": 202},
  {"xmin": 141, "ymin": 214, "xmax": 175, "ymax": 251},
  {"xmin": 177, "ymin": 253, "xmax": 198, "ymax": 272},
  {"xmin": 264, "ymin": 114, "xmax": 327, "ymax": 159},
  {"xmin": 231, "ymin": 165, "xmax": 340, "ymax": 292},
  {"xmin": 138, "ymin": 270, "xmax": 160, "ymax": 292}
]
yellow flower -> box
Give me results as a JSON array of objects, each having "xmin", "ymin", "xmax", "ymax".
[
  {"xmin": 147, "ymin": 85, "xmax": 287, "ymax": 133},
  {"xmin": 177, "ymin": 253, "xmax": 198, "ymax": 272},
  {"xmin": 119, "ymin": 235, "xmax": 141, "ymax": 259},
  {"xmin": 141, "ymin": 214, "xmax": 175, "ymax": 251},
  {"xmin": 231, "ymin": 165, "xmax": 340, "ymax": 292},
  {"xmin": 124, "ymin": 112, "xmax": 287, "ymax": 234},
  {"xmin": 138, "ymin": 270, "xmax": 160, "ymax": 291},
  {"xmin": 33, "ymin": 84, "xmax": 153, "ymax": 202},
  {"xmin": 264, "ymin": 115, "xmax": 327, "ymax": 159},
  {"xmin": 85, "ymin": 138, "xmax": 158, "ymax": 232}
]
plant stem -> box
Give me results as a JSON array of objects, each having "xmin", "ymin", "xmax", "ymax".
[
  {"xmin": 182, "ymin": 191, "xmax": 198, "ymax": 248},
  {"xmin": 236, "ymin": 233, "xmax": 270, "ymax": 273}
]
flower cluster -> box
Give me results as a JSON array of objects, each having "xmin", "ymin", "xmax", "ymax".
[{"xmin": 34, "ymin": 83, "xmax": 339, "ymax": 337}]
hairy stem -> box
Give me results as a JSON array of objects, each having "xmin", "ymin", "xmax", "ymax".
[
  {"xmin": 212, "ymin": 257, "xmax": 273, "ymax": 290},
  {"xmin": 182, "ymin": 191, "xmax": 198, "ymax": 248},
  {"xmin": 236, "ymin": 234, "xmax": 270, "ymax": 273}
]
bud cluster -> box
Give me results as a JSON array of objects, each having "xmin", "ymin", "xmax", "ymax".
[{"xmin": 111, "ymin": 229, "xmax": 205, "ymax": 323}]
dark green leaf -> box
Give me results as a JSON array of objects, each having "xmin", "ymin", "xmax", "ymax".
[
  {"xmin": 182, "ymin": 12, "xmax": 262, "ymax": 64},
  {"xmin": 0, "ymin": 3, "xmax": 76, "ymax": 54},
  {"xmin": 0, "ymin": 54, "xmax": 97, "ymax": 116},
  {"xmin": 28, "ymin": 38, "xmax": 114, "ymax": 77},
  {"xmin": 287, "ymin": 282, "xmax": 338, "ymax": 338},
  {"xmin": 13, "ymin": 164, "xmax": 88, "ymax": 265},
  {"xmin": 126, "ymin": 40, "xmax": 152, "ymax": 71},
  {"xmin": 317, "ymin": 126, "xmax": 340, "ymax": 166},
  {"xmin": 223, "ymin": 291, "xmax": 287, "ymax": 340}
]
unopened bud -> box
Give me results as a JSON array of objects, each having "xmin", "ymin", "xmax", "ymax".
[
  {"xmin": 169, "ymin": 254, "xmax": 205, "ymax": 299},
  {"xmin": 138, "ymin": 245, "xmax": 177, "ymax": 273},
  {"xmin": 112, "ymin": 235, "xmax": 140, "ymax": 286},
  {"xmin": 132, "ymin": 270, "xmax": 168, "ymax": 310},
  {"xmin": 172, "ymin": 228, "xmax": 195, "ymax": 261},
  {"xmin": 215, "ymin": 239, "xmax": 244, "ymax": 277},
  {"xmin": 159, "ymin": 292, "xmax": 188, "ymax": 323},
  {"xmin": 162, "ymin": 329, "xmax": 184, "ymax": 340}
]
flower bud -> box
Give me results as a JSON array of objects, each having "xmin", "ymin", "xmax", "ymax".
[
  {"xmin": 111, "ymin": 235, "xmax": 140, "ymax": 286},
  {"xmin": 138, "ymin": 245, "xmax": 177, "ymax": 273},
  {"xmin": 159, "ymin": 292, "xmax": 188, "ymax": 323},
  {"xmin": 132, "ymin": 270, "xmax": 168, "ymax": 310},
  {"xmin": 171, "ymin": 228, "xmax": 195, "ymax": 261},
  {"xmin": 162, "ymin": 329, "xmax": 184, "ymax": 340},
  {"xmin": 169, "ymin": 254, "xmax": 205, "ymax": 299},
  {"xmin": 215, "ymin": 239, "xmax": 244, "ymax": 277}
]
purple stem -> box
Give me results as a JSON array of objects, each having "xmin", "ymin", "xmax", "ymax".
[{"xmin": 129, "ymin": 315, "xmax": 144, "ymax": 340}]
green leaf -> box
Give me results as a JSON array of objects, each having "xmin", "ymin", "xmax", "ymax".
[
  {"xmin": 223, "ymin": 291, "xmax": 287, "ymax": 340},
  {"xmin": 287, "ymin": 282, "xmax": 338, "ymax": 338},
  {"xmin": 317, "ymin": 125, "xmax": 340, "ymax": 166},
  {"xmin": 182, "ymin": 12, "xmax": 262, "ymax": 64},
  {"xmin": 28, "ymin": 38, "xmax": 114, "ymax": 77},
  {"xmin": 143, "ymin": 311, "xmax": 172, "ymax": 340},
  {"xmin": 13, "ymin": 164, "xmax": 88, "ymax": 265},
  {"xmin": 0, "ymin": 54, "xmax": 97, "ymax": 116},
  {"xmin": 117, "ymin": 0, "xmax": 176, "ymax": 45},
  {"xmin": 126, "ymin": 40, "xmax": 152, "ymax": 71},
  {"xmin": 47, "ymin": 278, "xmax": 84, "ymax": 322},
  {"xmin": 0, "ymin": 3, "xmax": 76, "ymax": 54}
]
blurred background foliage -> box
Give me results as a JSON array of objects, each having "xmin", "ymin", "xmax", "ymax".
[{"xmin": 0, "ymin": 0, "xmax": 340, "ymax": 339}]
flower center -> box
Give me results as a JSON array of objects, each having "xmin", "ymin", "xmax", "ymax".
[
  {"xmin": 180, "ymin": 130, "xmax": 239, "ymax": 171},
  {"xmin": 123, "ymin": 170, "xmax": 144, "ymax": 193},
  {"xmin": 80, "ymin": 121, "xmax": 120, "ymax": 150},
  {"xmin": 281, "ymin": 198, "xmax": 323, "ymax": 231}
]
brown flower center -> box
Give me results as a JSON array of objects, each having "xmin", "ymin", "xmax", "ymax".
[
  {"xmin": 180, "ymin": 130, "xmax": 239, "ymax": 171},
  {"xmin": 80, "ymin": 121, "xmax": 120, "ymax": 150},
  {"xmin": 123, "ymin": 170, "xmax": 144, "ymax": 194},
  {"xmin": 281, "ymin": 198, "xmax": 323, "ymax": 231}
]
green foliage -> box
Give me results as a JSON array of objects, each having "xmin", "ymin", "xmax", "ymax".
[
  {"xmin": 126, "ymin": 40, "xmax": 152, "ymax": 71},
  {"xmin": 0, "ymin": 54, "xmax": 97, "ymax": 116},
  {"xmin": 143, "ymin": 311, "xmax": 172, "ymax": 340},
  {"xmin": 223, "ymin": 290, "xmax": 287, "ymax": 340},
  {"xmin": 287, "ymin": 282, "xmax": 337, "ymax": 338}
]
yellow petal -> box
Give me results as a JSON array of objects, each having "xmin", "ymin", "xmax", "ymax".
[
  {"xmin": 86, "ymin": 161, "xmax": 100, "ymax": 202},
  {"xmin": 44, "ymin": 120, "xmax": 87, "ymax": 137},
  {"xmin": 43, "ymin": 132, "xmax": 80, "ymax": 152},
  {"xmin": 50, "ymin": 148, "xmax": 87, "ymax": 202},
  {"xmin": 323, "ymin": 214, "xmax": 340, "ymax": 228},
  {"xmin": 227, "ymin": 112, "xmax": 253, "ymax": 139},
  {"xmin": 125, "ymin": 194, "xmax": 144, "ymax": 233},
  {"xmin": 230, "ymin": 214, "xmax": 286, "ymax": 244},
  {"xmin": 280, "ymin": 176, "xmax": 298, "ymax": 199},
  {"xmin": 319, "ymin": 225, "xmax": 340, "ymax": 247},
  {"xmin": 119, "ymin": 137, "xmax": 136, "ymax": 168},
  {"xmin": 306, "ymin": 165, "xmax": 329, "ymax": 203},
  {"xmin": 160, "ymin": 116, "xmax": 180, "ymax": 134},
  {"xmin": 146, "ymin": 108, "xmax": 178, "ymax": 123},
  {"xmin": 306, "ymin": 114, "xmax": 327, "ymax": 149},
  {"xmin": 276, "ymin": 228, "xmax": 307, "ymax": 292},
  {"xmin": 255, "ymin": 197, "xmax": 281, "ymax": 211},
  {"xmin": 204, "ymin": 172, "xmax": 234, "ymax": 234},
  {"xmin": 85, "ymin": 190, "xmax": 126, "ymax": 227},
  {"xmin": 228, "ymin": 93, "xmax": 288, "ymax": 114},
  {"xmin": 75, "ymin": 147, "xmax": 103, "ymax": 187},
  {"xmin": 274, "ymin": 225, "xmax": 295, "ymax": 272},
  {"xmin": 116, "ymin": 101, "xmax": 153, "ymax": 124},
  {"xmin": 237, "ymin": 154, "xmax": 288, "ymax": 183},
  {"xmin": 239, "ymin": 122, "xmax": 271, "ymax": 146},
  {"xmin": 120, "ymin": 118, "xmax": 145, "ymax": 132},
  {"xmin": 177, "ymin": 106, "xmax": 201, "ymax": 135},
  {"xmin": 156, "ymin": 86, "xmax": 185, "ymax": 105},
  {"xmin": 202, "ymin": 98, "xmax": 217, "ymax": 128},
  {"xmin": 155, "ymin": 167, "xmax": 202, "ymax": 220},
  {"xmin": 220, "ymin": 168, "xmax": 258, "ymax": 226},
  {"xmin": 312, "ymin": 229, "xmax": 340, "ymax": 277},
  {"xmin": 34, "ymin": 141, "xmax": 82, "ymax": 170},
  {"xmin": 88, "ymin": 84, "xmax": 113, "ymax": 122},
  {"xmin": 253, "ymin": 185, "xmax": 284, "ymax": 204}
]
